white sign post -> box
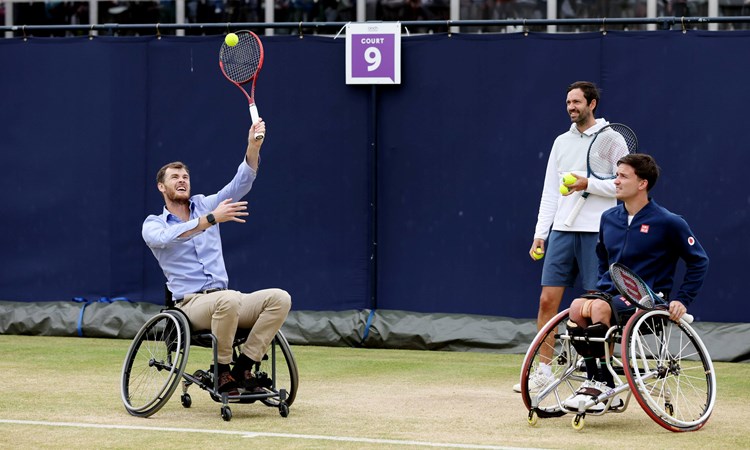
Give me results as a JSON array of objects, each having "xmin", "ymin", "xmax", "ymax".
[{"xmin": 345, "ymin": 22, "xmax": 401, "ymax": 85}]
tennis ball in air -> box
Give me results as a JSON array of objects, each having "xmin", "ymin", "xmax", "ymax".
[
  {"xmin": 559, "ymin": 184, "xmax": 570, "ymax": 195},
  {"xmin": 225, "ymin": 33, "xmax": 239, "ymax": 47},
  {"xmin": 532, "ymin": 247, "xmax": 544, "ymax": 260},
  {"xmin": 562, "ymin": 173, "xmax": 576, "ymax": 186}
]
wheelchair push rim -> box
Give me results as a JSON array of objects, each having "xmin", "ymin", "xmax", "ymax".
[
  {"xmin": 120, "ymin": 311, "xmax": 190, "ymax": 416},
  {"xmin": 622, "ymin": 309, "xmax": 717, "ymax": 432}
]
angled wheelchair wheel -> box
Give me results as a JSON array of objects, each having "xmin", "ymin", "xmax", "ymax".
[
  {"xmin": 121, "ymin": 310, "xmax": 191, "ymax": 417},
  {"xmin": 259, "ymin": 331, "xmax": 299, "ymax": 409},
  {"xmin": 520, "ymin": 309, "xmax": 583, "ymax": 418},
  {"xmin": 622, "ymin": 310, "xmax": 716, "ymax": 432}
]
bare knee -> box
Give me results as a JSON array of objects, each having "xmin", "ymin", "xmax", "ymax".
[
  {"xmin": 569, "ymin": 298, "xmax": 587, "ymax": 326},
  {"xmin": 590, "ymin": 301, "xmax": 612, "ymax": 327},
  {"xmin": 570, "ymin": 298, "xmax": 612, "ymax": 328},
  {"xmin": 538, "ymin": 288, "xmax": 563, "ymax": 315},
  {"xmin": 537, "ymin": 287, "xmax": 564, "ymax": 328}
]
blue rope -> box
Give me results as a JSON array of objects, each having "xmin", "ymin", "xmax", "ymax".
[
  {"xmin": 72, "ymin": 296, "xmax": 132, "ymax": 337},
  {"xmin": 361, "ymin": 309, "xmax": 376, "ymax": 344}
]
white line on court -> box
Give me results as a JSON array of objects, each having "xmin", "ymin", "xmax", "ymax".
[{"xmin": 0, "ymin": 419, "xmax": 544, "ymax": 450}]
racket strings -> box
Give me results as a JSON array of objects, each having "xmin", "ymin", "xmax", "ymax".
[
  {"xmin": 220, "ymin": 34, "xmax": 262, "ymax": 83},
  {"xmin": 589, "ymin": 128, "xmax": 633, "ymax": 178},
  {"xmin": 610, "ymin": 265, "xmax": 650, "ymax": 305}
]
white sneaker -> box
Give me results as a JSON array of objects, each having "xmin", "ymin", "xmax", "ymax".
[
  {"xmin": 563, "ymin": 380, "xmax": 621, "ymax": 412},
  {"xmin": 513, "ymin": 369, "xmax": 555, "ymax": 393}
]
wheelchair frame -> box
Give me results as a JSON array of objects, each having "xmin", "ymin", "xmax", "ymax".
[
  {"xmin": 520, "ymin": 307, "xmax": 716, "ymax": 432},
  {"xmin": 120, "ymin": 305, "xmax": 298, "ymax": 421}
]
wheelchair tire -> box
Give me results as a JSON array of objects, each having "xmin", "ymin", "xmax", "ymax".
[
  {"xmin": 622, "ymin": 309, "xmax": 717, "ymax": 432},
  {"xmin": 520, "ymin": 309, "xmax": 584, "ymax": 418},
  {"xmin": 121, "ymin": 310, "xmax": 191, "ymax": 417},
  {"xmin": 260, "ymin": 331, "xmax": 299, "ymax": 408}
]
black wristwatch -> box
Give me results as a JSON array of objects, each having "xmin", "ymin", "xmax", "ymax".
[{"xmin": 206, "ymin": 213, "xmax": 217, "ymax": 226}]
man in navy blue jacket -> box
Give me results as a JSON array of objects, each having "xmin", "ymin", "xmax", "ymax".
[{"xmin": 563, "ymin": 153, "xmax": 709, "ymax": 411}]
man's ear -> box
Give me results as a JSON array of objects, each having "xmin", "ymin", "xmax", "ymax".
[{"xmin": 157, "ymin": 182, "xmax": 166, "ymax": 193}]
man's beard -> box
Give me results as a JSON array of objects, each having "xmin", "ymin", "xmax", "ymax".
[
  {"xmin": 572, "ymin": 108, "xmax": 591, "ymax": 126},
  {"xmin": 166, "ymin": 188, "xmax": 190, "ymax": 205}
]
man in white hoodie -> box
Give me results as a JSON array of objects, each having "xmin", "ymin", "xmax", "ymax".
[{"xmin": 514, "ymin": 81, "xmax": 616, "ymax": 393}]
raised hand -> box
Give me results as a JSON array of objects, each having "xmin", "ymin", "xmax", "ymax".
[{"xmin": 212, "ymin": 198, "xmax": 249, "ymax": 224}]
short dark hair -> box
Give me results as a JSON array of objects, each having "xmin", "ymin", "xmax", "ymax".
[
  {"xmin": 156, "ymin": 161, "xmax": 189, "ymax": 184},
  {"xmin": 567, "ymin": 81, "xmax": 600, "ymax": 112},
  {"xmin": 617, "ymin": 153, "xmax": 660, "ymax": 191}
]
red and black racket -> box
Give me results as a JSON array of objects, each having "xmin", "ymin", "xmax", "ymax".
[
  {"xmin": 219, "ymin": 30, "xmax": 265, "ymax": 140},
  {"xmin": 609, "ymin": 262, "xmax": 694, "ymax": 323}
]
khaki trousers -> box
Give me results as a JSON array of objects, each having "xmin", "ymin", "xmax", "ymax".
[{"xmin": 179, "ymin": 288, "xmax": 291, "ymax": 364}]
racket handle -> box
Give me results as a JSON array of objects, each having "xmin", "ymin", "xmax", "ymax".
[
  {"xmin": 564, "ymin": 194, "xmax": 586, "ymax": 227},
  {"xmin": 682, "ymin": 313, "xmax": 694, "ymax": 324},
  {"xmin": 249, "ymin": 103, "xmax": 264, "ymax": 140}
]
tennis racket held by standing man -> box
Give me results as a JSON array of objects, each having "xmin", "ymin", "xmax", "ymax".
[
  {"xmin": 219, "ymin": 30, "xmax": 265, "ymax": 140},
  {"xmin": 564, "ymin": 123, "xmax": 638, "ymax": 227}
]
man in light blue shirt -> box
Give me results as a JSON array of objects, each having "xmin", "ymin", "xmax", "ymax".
[{"xmin": 142, "ymin": 120, "xmax": 291, "ymax": 395}]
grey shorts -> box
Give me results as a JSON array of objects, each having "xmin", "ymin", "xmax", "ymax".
[{"xmin": 541, "ymin": 230, "xmax": 599, "ymax": 290}]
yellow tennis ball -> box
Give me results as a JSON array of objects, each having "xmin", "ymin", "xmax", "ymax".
[
  {"xmin": 562, "ymin": 173, "xmax": 576, "ymax": 186},
  {"xmin": 532, "ymin": 247, "xmax": 544, "ymax": 260},
  {"xmin": 225, "ymin": 33, "xmax": 239, "ymax": 47},
  {"xmin": 560, "ymin": 184, "xmax": 570, "ymax": 195}
]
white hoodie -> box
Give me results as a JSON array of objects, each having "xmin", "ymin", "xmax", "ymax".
[{"xmin": 534, "ymin": 118, "xmax": 617, "ymax": 240}]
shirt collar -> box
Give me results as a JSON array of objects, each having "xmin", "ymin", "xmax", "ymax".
[
  {"xmin": 160, "ymin": 200, "xmax": 196, "ymax": 222},
  {"xmin": 569, "ymin": 118, "xmax": 608, "ymax": 136}
]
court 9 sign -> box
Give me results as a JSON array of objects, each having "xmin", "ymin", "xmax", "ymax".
[{"xmin": 345, "ymin": 22, "xmax": 401, "ymax": 85}]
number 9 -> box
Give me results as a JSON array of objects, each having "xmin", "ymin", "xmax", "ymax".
[{"xmin": 364, "ymin": 47, "xmax": 381, "ymax": 72}]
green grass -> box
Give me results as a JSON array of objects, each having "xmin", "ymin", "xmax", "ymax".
[{"xmin": 0, "ymin": 334, "xmax": 749, "ymax": 449}]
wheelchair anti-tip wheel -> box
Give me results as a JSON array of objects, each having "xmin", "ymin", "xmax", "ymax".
[
  {"xmin": 520, "ymin": 309, "xmax": 584, "ymax": 418},
  {"xmin": 121, "ymin": 310, "xmax": 190, "ymax": 417},
  {"xmin": 622, "ymin": 309, "xmax": 716, "ymax": 432}
]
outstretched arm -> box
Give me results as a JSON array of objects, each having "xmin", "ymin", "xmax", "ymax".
[
  {"xmin": 176, "ymin": 198, "xmax": 250, "ymax": 238},
  {"xmin": 245, "ymin": 120, "xmax": 266, "ymax": 171}
]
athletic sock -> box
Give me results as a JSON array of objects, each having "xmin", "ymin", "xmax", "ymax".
[
  {"xmin": 598, "ymin": 359, "xmax": 615, "ymax": 387},
  {"xmin": 583, "ymin": 357, "xmax": 598, "ymax": 381}
]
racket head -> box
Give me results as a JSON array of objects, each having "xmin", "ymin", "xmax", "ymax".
[
  {"xmin": 219, "ymin": 31, "xmax": 264, "ymax": 86},
  {"xmin": 609, "ymin": 262, "xmax": 660, "ymax": 310},
  {"xmin": 587, "ymin": 123, "xmax": 638, "ymax": 180}
]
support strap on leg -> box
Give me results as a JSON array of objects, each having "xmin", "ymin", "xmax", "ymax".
[
  {"xmin": 567, "ymin": 320, "xmax": 608, "ymax": 359},
  {"xmin": 582, "ymin": 322, "xmax": 608, "ymax": 359}
]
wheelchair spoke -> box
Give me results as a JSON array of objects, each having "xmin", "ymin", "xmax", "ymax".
[{"xmin": 623, "ymin": 310, "xmax": 716, "ymax": 432}]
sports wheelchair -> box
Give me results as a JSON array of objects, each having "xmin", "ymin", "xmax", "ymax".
[
  {"xmin": 120, "ymin": 289, "xmax": 298, "ymax": 421},
  {"xmin": 520, "ymin": 307, "xmax": 716, "ymax": 432}
]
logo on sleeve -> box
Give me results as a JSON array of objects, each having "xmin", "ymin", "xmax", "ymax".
[
  {"xmin": 688, "ymin": 236, "xmax": 695, "ymax": 246},
  {"xmin": 640, "ymin": 224, "xmax": 650, "ymax": 233}
]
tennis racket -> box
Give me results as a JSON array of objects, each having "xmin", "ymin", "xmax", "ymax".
[
  {"xmin": 563, "ymin": 123, "xmax": 638, "ymax": 227},
  {"xmin": 219, "ymin": 30, "xmax": 265, "ymax": 140},
  {"xmin": 609, "ymin": 262, "xmax": 693, "ymax": 323}
]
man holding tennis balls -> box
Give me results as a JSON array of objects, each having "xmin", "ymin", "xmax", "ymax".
[
  {"xmin": 514, "ymin": 81, "xmax": 618, "ymax": 394},
  {"xmin": 142, "ymin": 120, "xmax": 292, "ymax": 395}
]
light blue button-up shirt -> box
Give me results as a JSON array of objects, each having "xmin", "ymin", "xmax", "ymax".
[{"xmin": 142, "ymin": 160, "xmax": 257, "ymax": 300}]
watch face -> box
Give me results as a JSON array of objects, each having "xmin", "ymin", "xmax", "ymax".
[{"xmin": 207, "ymin": 213, "xmax": 216, "ymax": 225}]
